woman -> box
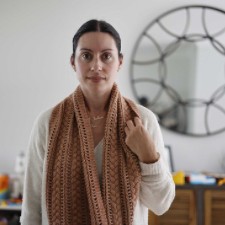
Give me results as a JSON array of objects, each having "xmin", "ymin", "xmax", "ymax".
[{"xmin": 20, "ymin": 19, "xmax": 175, "ymax": 225}]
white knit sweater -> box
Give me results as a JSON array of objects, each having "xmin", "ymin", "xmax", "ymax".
[{"xmin": 20, "ymin": 104, "xmax": 175, "ymax": 225}]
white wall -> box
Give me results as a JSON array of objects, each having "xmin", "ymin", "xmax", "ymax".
[{"xmin": 1, "ymin": 0, "xmax": 225, "ymax": 175}]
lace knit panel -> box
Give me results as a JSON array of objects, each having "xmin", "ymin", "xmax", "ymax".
[{"xmin": 45, "ymin": 83, "xmax": 142, "ymax": 225}]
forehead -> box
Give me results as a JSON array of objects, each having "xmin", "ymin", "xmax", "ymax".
[{"xmin": 77, "ymin": 32, "xmax": 117, "ymax": 51}]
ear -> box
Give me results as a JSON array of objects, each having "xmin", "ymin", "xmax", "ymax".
[
  {"xmin": 118, "ymin": 53, "xmax": 123, "ymax": 72},
  {"xmin": 70, "ymin": 55, "xmax": 76, "ymax": 72}
]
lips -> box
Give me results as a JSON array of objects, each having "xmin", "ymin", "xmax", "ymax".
[{"xmin": 88, "ymin": 76, "xmax": 105, "ymax": 82}]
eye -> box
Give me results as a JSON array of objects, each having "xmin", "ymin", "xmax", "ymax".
[
  {"xmin": 82, "ymin": 53, "xmax": 91, "ymax": 59},
  {"xmin": 102, "ymin": 53, "xmax": 111, "ymax": 59}
]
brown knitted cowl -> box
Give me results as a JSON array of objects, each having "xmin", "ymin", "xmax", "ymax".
[{"xmin": 45, "ymin": 83, "xmax": 142, "ymax": 225}]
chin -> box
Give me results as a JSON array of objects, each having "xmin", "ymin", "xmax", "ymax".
[{"xmin": 87, "ymin": 82, "xmax": 113, "ymax": 94}]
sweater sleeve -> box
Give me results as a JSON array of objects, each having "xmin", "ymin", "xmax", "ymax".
[
  {"xmin": 137, "ymin": 105, "xmax": 175, "ymax": 216},
  {"xmin": 20, "ymin": 108, "xmax": 52, "ymax": 225}
]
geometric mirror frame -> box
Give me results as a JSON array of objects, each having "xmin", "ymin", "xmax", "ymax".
[{"xmin": 130, "ymin": 5, "xmax": 225, "ymax": 137}]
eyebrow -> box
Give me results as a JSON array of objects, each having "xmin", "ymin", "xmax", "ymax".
[{"xmin": 80, "ymin": 48, "xmax": 113, "ymax": 52}]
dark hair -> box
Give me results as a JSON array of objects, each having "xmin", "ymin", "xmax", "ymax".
[{"xmin": 72, "ymin": 19, "xmax": 122, "ymax": 59}]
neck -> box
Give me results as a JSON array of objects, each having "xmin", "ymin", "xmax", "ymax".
[{"xmin": 83, "ymin": 89, "xmax": 111, "ymax": 115}]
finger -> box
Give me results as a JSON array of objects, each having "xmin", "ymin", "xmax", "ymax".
[
  {"xmin": 126, "ymin": 120, "xmax": 134, "ymax": 130},
  {"xmin": 134, "ymin": 117, "xmax": 142, "ymax": 126},
  {"xmin": 124, "ymin": 126, "xmax": 129, "ymax": 135}
]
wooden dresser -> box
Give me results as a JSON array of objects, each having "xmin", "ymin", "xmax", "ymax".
[{"xmin": 148, "ymin": 184, "xmax": 225, "ymax": 225}]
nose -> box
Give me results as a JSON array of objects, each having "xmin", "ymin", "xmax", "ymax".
[{"xmin": 91, "ymin": 58, "xmax": 102, "ymax": 72}]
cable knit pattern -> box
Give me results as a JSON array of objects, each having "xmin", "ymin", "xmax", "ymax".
[
  {"xmin": 20, "ymin": 86, "xmax": 175, "ymax": 225},
  {"xmin": 45, "ymin": 83, "xmax": 142, "ymax": 225}
]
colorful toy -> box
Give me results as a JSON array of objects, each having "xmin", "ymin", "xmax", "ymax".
[
  {"xmin": 0, "ymin": 174, "xmax": 9, "ymax": 200},
  {"xmin": 0, "ymin": 198, "xmax": 22, "ymax": 207},
  {"xmin": 172, "ymin": 170, "xmax": 185, "ymax": 185},
  {"xmin": 218, "ymin": 178, "xmax": 225, "ymax": 186},
  {"xmin": 190, "ymin": 172, "xmax": 216, "ymax": 185},
  {"xmin": 0, "ymin": 215, "xmax": 7, "ymax": 223}
]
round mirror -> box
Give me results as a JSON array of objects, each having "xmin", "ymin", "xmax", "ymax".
[{"xmin": 130, "ymin": 5, "xmax": 225, "ymax": 137}]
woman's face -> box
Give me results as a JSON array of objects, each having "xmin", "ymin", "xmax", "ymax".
[{"xmin": 71, "ymin": 32, "xmax": 123, "ymax": 95}]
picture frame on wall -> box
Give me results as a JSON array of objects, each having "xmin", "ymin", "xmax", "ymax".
[{"xmin": 164, "ymin": 145, "xmax": 174, "ymax": 173}]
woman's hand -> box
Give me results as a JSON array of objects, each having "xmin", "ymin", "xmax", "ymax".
[{"xmin": 124, "ymin": 117, "xmax": 159, "ymax": 164}]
